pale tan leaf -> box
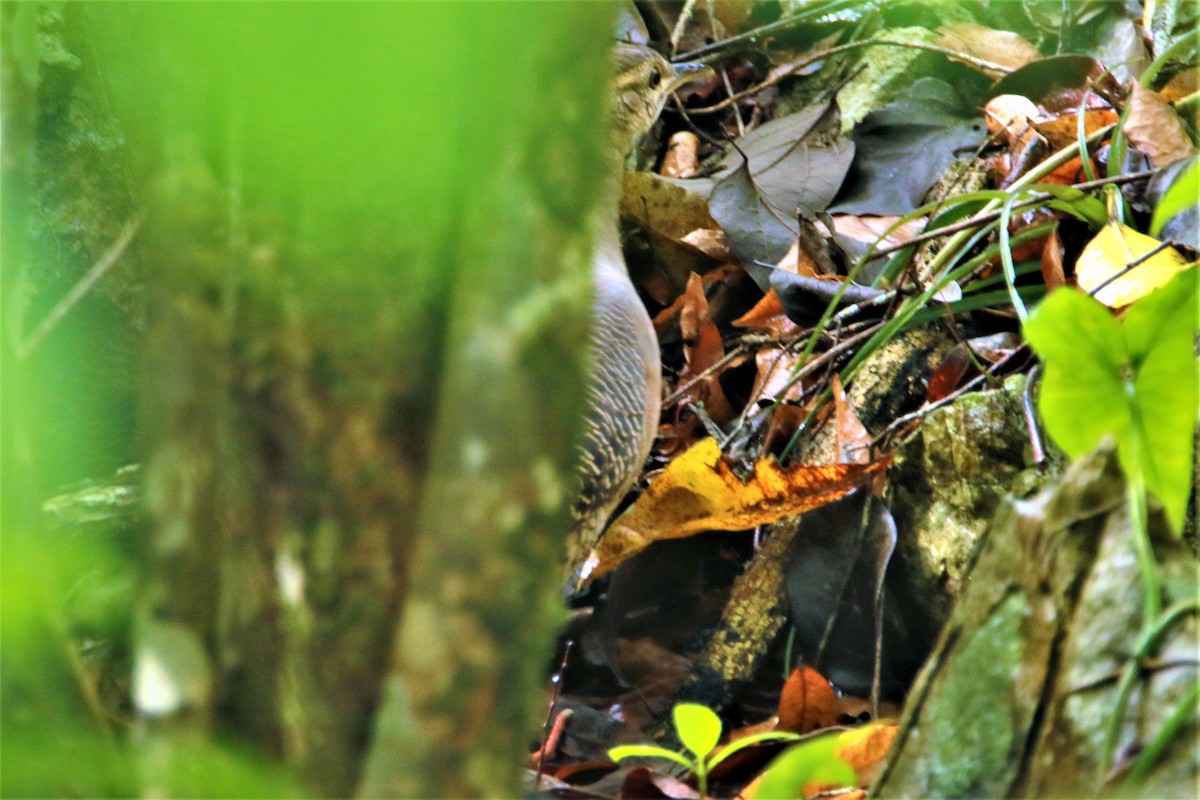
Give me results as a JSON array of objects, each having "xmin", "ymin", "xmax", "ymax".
[{"xmin": 1123, "ymin": 81, "xmax": 1195, "ymax": 168}]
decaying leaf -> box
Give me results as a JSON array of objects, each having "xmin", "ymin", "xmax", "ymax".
[
  {"xmin": 831, "ymin": 78, "xmax": 985, "ymax": 217},
  {"xmin": 732, "ymin": 290, "xmax": 808, "ymax": 406},
  {"xmin": 580, "ymin": 438, "xmax": 887, "ymax": 581},
  {"xmin": 1075, "ymin": 221, "xmax": 1192, "ymax": 307}
]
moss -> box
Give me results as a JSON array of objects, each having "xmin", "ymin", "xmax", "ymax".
[
  {"xmin": 835, "ymin": 27, "xmax": 942, "ymax": 133},
  {"xmin": 913, "ymin": 592, "xmax": 1030, "ymax": 797}
]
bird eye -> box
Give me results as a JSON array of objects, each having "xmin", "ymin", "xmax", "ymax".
[{"xmin": 647, "ymin": 67, "xmax": 662, "ymax": 89}]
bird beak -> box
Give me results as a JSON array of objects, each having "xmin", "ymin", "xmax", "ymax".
[{"xmin": 668, "ymin": 60, "xmax": 714, "ymax": 93}]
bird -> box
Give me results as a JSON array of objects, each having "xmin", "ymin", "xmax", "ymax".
[{"xmin": 565, "ymin": 44, "xmax": 710, "ymax": 585}]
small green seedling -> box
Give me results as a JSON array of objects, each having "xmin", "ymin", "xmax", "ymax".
[{"xmin": 608, "ymin": 703, "xmax": 802, "ymax": 798}]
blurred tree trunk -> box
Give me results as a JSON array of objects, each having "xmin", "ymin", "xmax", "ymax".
[{"xmin": 20, "ymin": 4, "xmax": 615, "ymax": 797}]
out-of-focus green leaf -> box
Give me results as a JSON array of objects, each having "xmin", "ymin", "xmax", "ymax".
[
  {"xmin": 1149, "ymin": 157, "xmax": 1199, "ymax": 241},
  {"xmin": 754, "ymin": 735, "xmax": 856, "ymax": 799}
]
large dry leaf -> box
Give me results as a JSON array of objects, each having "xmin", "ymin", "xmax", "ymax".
[
  {"xmin": 580, "ymin": 438, "xmax": 886, "ymax": 581},
  {"xmin": 708, "ymin": 102, "xmax": 854, "ymax": 266},
  {"xmin": 1123, "ymin": 81, "xmax": 1195, "ymax": 169},
  {"xmin": 936, "ymin": 23, "xmax": 1040, "ymax": 72},
  {"xmin": 1075, "ymin": 221, "xmax": 1193, "ymax": 307},
  {"xmin": 621, "ymin": 171, "xmax": 719, "ymax": 239}
]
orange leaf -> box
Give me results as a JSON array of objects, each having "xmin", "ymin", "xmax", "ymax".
[
  {"xmin": 778, "ymin": 667, "xmax": 839, "ymax": 733},
  {"xmin": 678, "ymin": 272, "xmax": 736, "ymax": 423},
  {"xmin": 835, "ymin": 722, "xmax": 898, "ymax": 786},
  {"xmin": 579, "ymin": 439, "xmax": 888, "ymax": 581}
]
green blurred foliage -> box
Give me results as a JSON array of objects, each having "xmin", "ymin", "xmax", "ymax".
[{"xmin": 4, "ymin": 1, "xmax": 616, "ymax": 796}]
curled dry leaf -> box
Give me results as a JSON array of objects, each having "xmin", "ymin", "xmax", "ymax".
[
  {"xmin": 1033, "ymin": 108, "xmax": 1119, "ymax": 151},
  {"xmin": 661, "ymin": 131, "xmax": 702, "ymax": 179},
  {"xmin": 985, "ymin": 94, "xmax": 1039, "ymax": 142},
  {"xmin": 829, "ymin": 214, "xmax": 927, "ymax": 251},
  {"xmin": 579, "ymin": 438, "xmax": 888, "ymax": 581},
  {"xmin": 680, "ymin": 228, "xmax": 735, "ymax": 262},
  {"xmin": 1075, "ymin": 221, "xmax": 1192, "ymax": 307}
]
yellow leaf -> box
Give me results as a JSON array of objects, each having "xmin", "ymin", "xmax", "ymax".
[
  {"xmin": 1074, "ymin": 221, "xmax": 1194, "ymax": 307},
  {"xmin": 579, "ymin": 438, "xmax": 887, "ymax": 582}
]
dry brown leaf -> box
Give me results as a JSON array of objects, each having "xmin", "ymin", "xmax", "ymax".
[
  {"xmin": 1033, "ymin": 108, "xmax": 1119, "ymax": 151},
  {"xmin": 680, "ymin": 228, "xmax": 735, "ymax": 262},
  {"xmin": 732, "ymin": 288, "xmax": 795, "ymax": 333},
  {"xmin": 1075, "ymin": 221, "xmax": 1193, "ymax": 307},
  {"xmin": 677, "ymin": 272, "xmax": 736, "ymax": 423},
  {"xmin": 829, "ymin": 214, "xmax": 927, "ymax": 250},
  {"xmin": 1041, "ymin": 225, "xmax": 1066, "ymax": 291},
  {"xmin": 580, "ymin": 438, "xmax": 887, "ymax": 581},
  {"xmin": 621, "ymin": 172, "xmax": 719, "ymax": 239},
  {"xmin": 778, "ymin": 667, "xmax": 839, "ymax": 734},
  {"xmin": 1123, "ymin": 81, "xmax": 1195, "ymax": 168},
  {"xmin": 832, "ymin": 374, "xmax": 871, "ymax": 465},
  {"xmin": 984, "ymin": 94, "xmax": 1040, "ymax": 142},
  {"xmin": 937, "ymin": 23, "xmax": 1040, "ymax": 72},
  {"xmin": 732, "ymin": 290, "xmax": 808, "ymax": 406}
]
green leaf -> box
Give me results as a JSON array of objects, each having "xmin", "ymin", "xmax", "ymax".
[
  {"xmin": 753, "ymin": 735, "xmax": 857, "ymax": 799},
  {"xmin": 673, "ymin": 703, "xmax": 722, "ymax": 762},
  {"xmin": 1121, "ymin": 270, "xmax": 1200, "ymax": 533},
  {"xmin": 707, "ymin": 731, "xmax": 803, "ymax": 770},
  {"xmin": 1024, "ymin": 271, "xmax": 1200, "ymax": 534},
  {"xmin": 1150, "ymin": 158, "xmax": 1199, "ymax": 237},
  {"xmin": 1023, "ymin": 289, "xmax": 1130, "ymax": 458},
  {"xmin": 1035, "ymin": 184, "xmax": 1108, "ymax": 227},
  {"xmin": 607, "ymin": 745, "xmax": 694, "ymax": 771}
]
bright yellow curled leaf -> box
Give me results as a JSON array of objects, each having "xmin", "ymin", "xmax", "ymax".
[
  {"xmin": 580, "ymin": 438, "xmax": 887, "ymax": 582},
  {"xmin": 1075, "ymin": 221, "xmax": 1194, "ymax": 307}
]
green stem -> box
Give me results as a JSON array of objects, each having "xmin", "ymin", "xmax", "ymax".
[{"xmin": 1127, "ymin": 681, "xmax": 1200, "ymax": 784}]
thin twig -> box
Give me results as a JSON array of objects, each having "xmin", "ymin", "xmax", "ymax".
[
  {"xmin": 19, "ymin": 214, "xmax": 143, "ymax": 361},
  {"xmin": 1022, "ymin": 362, "xmax": 1046, "ymax": 466},
  {"xmin": 688, "ymin": 38, "xmax": 1013, "ymax": 115},
  {"xmin": 868, "ymin": 169, "xmax": 1160, "ymax": 258}
]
